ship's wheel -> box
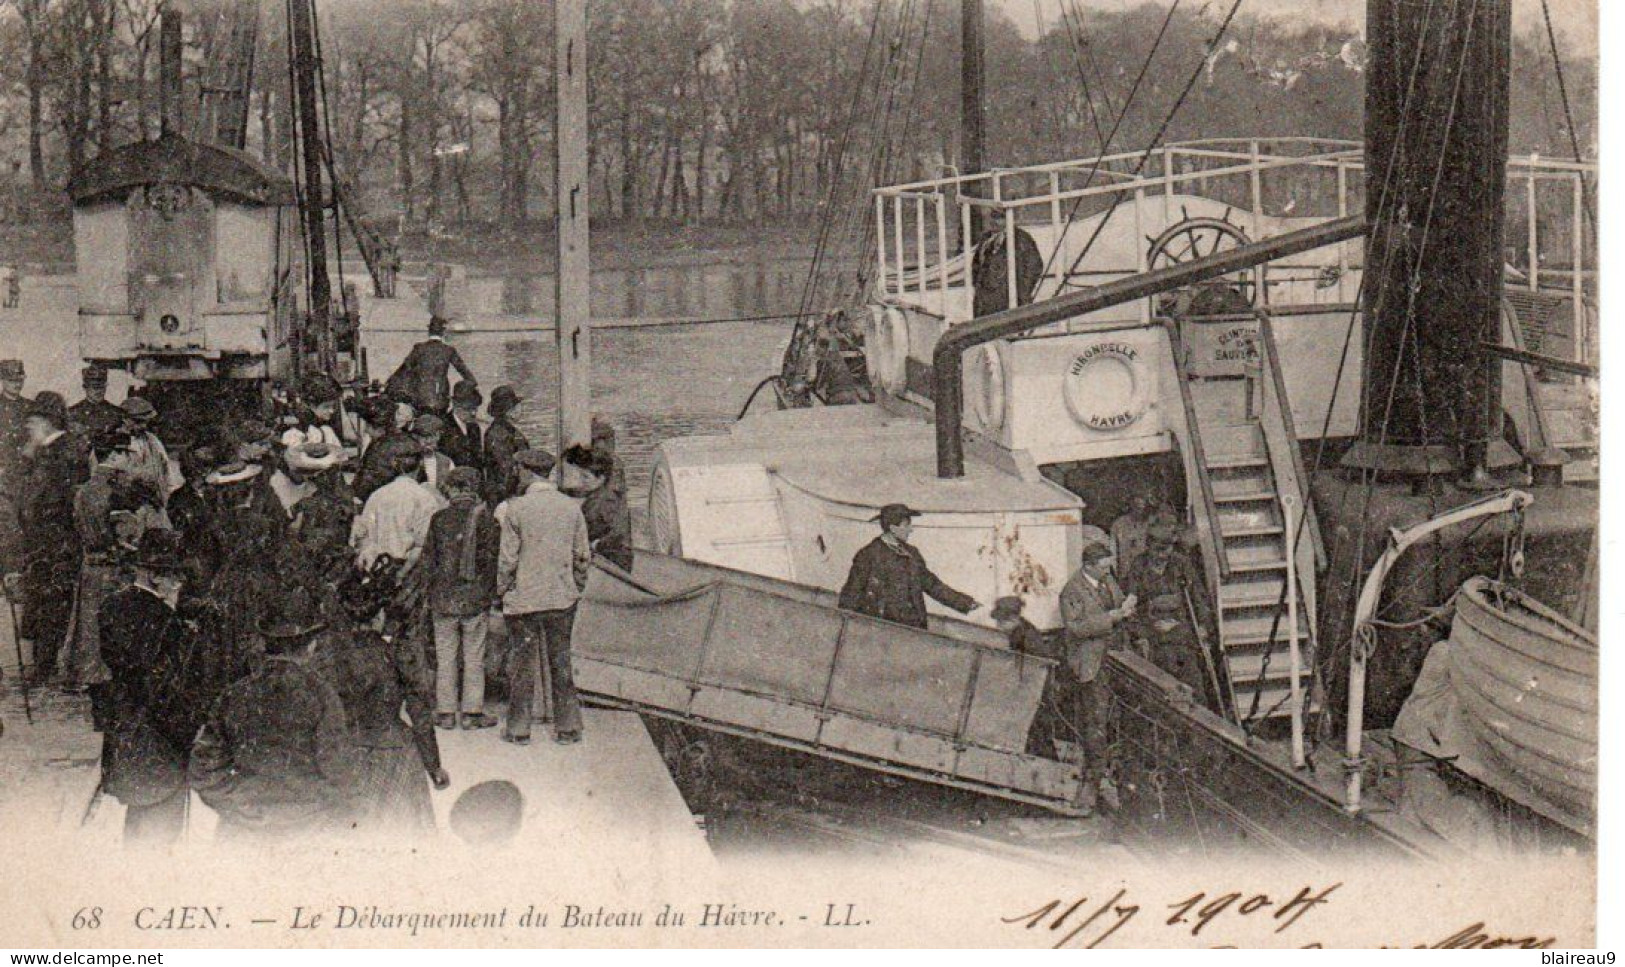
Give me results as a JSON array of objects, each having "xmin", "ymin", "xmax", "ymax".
[{"xmin": 1145, "ymin": 210, "xmax": 1258, "ymax": 317}]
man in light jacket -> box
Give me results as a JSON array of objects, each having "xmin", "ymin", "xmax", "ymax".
[
  {"xmin": 1058, "ymin": 531, "xmax": 1136, "ymax": 815},
  {"xmin": 497, "ymin": 448, "xmax": 589, "ymax": 746}
]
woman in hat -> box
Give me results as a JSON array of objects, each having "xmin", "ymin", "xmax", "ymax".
[
  {"xmin": 288, "ymin": 442, "xmax": 356, "ymax": 584},
  {"xmin": 120, "ymin": 395, "xmax": 181, "ymax": 504},
  {"xmin": 480, "ymin": 385, "xmax": 529, "ymax": 505}
]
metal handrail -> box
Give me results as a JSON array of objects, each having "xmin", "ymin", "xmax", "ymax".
[{"xmin": 1164, "ymin": 318, "xmax": 1231, "ymax": 586}]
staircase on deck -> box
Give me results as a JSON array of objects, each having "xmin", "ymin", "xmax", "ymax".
[{"xmin": 1168, "ymin": 312, "xmax": 1324, "ymax": 727}]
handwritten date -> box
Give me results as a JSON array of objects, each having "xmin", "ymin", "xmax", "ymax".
[{"xmin": 1002, "ymin": 882, "xmax": 1339, "ymax": 948}]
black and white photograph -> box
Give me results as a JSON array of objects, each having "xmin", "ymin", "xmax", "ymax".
[{"xmin": 0, "ymin": 0, "xmax": 1604, "ymax": 949}]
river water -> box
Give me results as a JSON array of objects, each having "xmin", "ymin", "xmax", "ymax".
[{"xmin": 1, "ymin": 257, "xmax": 819, "ymax": 507}]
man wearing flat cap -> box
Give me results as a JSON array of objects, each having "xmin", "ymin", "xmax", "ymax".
[
  {"xmin": 69, "ymin": 365, "xmax": 124, "ymax": 444},
  {"xmin": 838, "ymin": 503, "xmax": 978, "ymax": 629},
  {"xmin": 1058, "ymin": 529, "xmax": 1136, "ymax": 814},
  {"xmin": 497, "ymin": 448, "xmax": 590, "ymax": 745}
]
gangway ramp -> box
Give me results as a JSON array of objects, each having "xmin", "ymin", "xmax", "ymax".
[{"xmin": 574, "ymin": 553, "xmax": 1086, "ymax": 813}]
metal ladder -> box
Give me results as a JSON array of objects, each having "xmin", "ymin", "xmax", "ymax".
[{"xmin": 1167, "ymin": 314, "xmax": 1322, "ymax": 744}]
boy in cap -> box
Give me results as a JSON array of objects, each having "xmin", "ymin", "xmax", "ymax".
[
  {"xmin": 837, "ymin": 503, "xmax": 978, "ymax": 629},
  {"xmin": 384, "ymin": 315, "xmax": 476, "ymax": 416},
  {"xmin": 421, "ymin": 466, "xmax": 500, "ymax": 729},
  {"xmin": 0, "ymin": 360, "xmax": 30, "ymax": 578},
  {"xmin": 440, "ymin": 380, "xmax": 484, "ymax": 472},
  {"xmin": 0, "ymin": 359, "xmax": 27, "ymax": 455},
  {"xmin": 991, "ymin": 595, "xmax": 1049, "ymax": 657},
  {"xmin": 497, "ymin": 448, "xmax": 590, "ymax": 745},
  {"xmin": 69, "ymin": 364, "xmax": 124, "ymax": 443}
]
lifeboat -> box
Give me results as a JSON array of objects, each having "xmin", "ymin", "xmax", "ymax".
[{"xmin": 1445, "ymin": 576, "xmax": 1597, "ymax": 834}]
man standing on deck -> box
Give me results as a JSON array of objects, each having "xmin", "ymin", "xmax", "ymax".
[
  {"xmin": 69, "ymin": 365, "xmax": 125, "ymax": 444},
  {"xmin": 838, "ymin": 503, "xmax": 979, "ymax": 629},
  {"xmin": 1059, "ymin": 532, "xmax": 1136, "ymax": 815},
  {"xmin": 482, "ymin": 386, "xmax": 529, "ymax": 505},
  {"xmin": 385, "ymin": 315, "xmax": 476, "ymax": 417},
  {"xmin": 497, "ymin": 449, "xmax": 589, "ymax": 747}
]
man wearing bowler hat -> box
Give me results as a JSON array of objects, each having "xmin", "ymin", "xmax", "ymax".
[
  {"xmin": 838, "ymin": 503, "xmax": 979, "ymax": 629},
  {"xmin": 13, "ymin": 394, "xmax": 88, "ymax": 684},
  {"xmin": 440, "ymin": 380, "xmax": 485, "ymax": 472}
]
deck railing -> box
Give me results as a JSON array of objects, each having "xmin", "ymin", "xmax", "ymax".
[{"xmin": 874, "ymin": 139, "xmax": 1596, "ymax": 362}]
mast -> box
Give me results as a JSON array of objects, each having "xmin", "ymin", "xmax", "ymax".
[
  {"xmin": 1343, "ymin": 0, "xmax": 1513, "ymax": 480},
  {"xmin": 288, "ymin": 0, "xmax": 333, "ymax": 377},
  {"xmin": 554, "ymin": 0, "xmax": 591, "ymax": 450},
  {"xmin": 159, "ymin": 2, "xmax": 182, "ymax": 138},
  {"xmin": 960, "ymin": 0, "xmax": 986, "ymax": 179}
]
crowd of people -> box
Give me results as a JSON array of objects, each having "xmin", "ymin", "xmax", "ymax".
[
  {"xmin": 837, "ymin": 494, "xmax": 1211, "ymax": 816},
  {"xmin": 0, "ymin": 315, "xmax": 634, "ymax": 849}
]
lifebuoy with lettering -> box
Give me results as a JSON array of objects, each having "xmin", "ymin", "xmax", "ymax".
[{"xmin": 1062, "ymin": 341, "xmax": 1150, "ymax": 431}]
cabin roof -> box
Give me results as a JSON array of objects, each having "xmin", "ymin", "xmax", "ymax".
[{"xmin": 68, "ymin": 132, "xmax": 296, "ymax": 207}]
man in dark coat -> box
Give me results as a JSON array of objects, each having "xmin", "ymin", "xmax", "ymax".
[
  {"xmin": 421, "ymin": 467, "xmax": 500, "ymax": 729},
  {"xmin": 189, "ymin": 587, "xmax": 360, "ymax": 846},
  {"xmin": 563, "ymin": 445, "xmax": 633, "ymax": 572},
  {"xmin": 0, "ymin": 359, "xmax": 29, "ymax": 599},
  {"xmin": 838, "ymin": 503, "xmax": 979, "ymax": 629},
  {"xmin": 15, "ymin": 395, "xmax": 88, "ymax": 684},
  {"xmin": 439, "ymin": 380, "xmax": 484, "ymax": 472},
  {"xmin": 481, "ymin": 385, "xmax": 529, "ymax": 505},
  {"xmin": 354, "ymin": 421, "xmax": 421, "ymax": 504},
  {"xmin": 68, "ymin": 365, "xmax": 125, "ymax": 444},
  {"xmin": 100, "ymin": 530, "xmax": 201, "ymax": 848},
  {"xmin": 384, "ymin": 316, "xmax": 475, "ymax": 417}
]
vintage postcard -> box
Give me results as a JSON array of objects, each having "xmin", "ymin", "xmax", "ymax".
[{"xmin": 0, "ymin": 0, "xmax": 1604, "ymax": 950}]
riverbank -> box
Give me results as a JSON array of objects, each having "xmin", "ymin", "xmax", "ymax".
[{"xmin": 0, "ymin": 217, "xmax": 833, "ymax": 274}]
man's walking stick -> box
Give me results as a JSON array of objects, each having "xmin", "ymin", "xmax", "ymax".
[{"xmin": 4, "ymin": 586, "xmax": 31, "ymax": 724}]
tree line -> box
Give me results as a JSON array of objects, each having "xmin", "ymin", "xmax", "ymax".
[{"xmin": 0, "ymin": 0, "xmax": 1597, "ymax": 232}]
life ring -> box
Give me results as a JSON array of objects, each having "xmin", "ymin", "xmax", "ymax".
[
  {"xmin": 964, "ymin": 342, "xmax": 1007, "ymax": 431},
  {"xmin": 865, "ymin": 304, "xmax": 909, "ymax": 395},
  {"xmin": 1062, "ymin": 340, "xmax": 1150, "ymax": 431}
]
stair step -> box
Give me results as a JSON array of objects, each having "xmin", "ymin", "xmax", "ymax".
[
  {"xmin": 1227, "ymin": 558, "xmax": 1288, "ymax": 574},
  {"xmin": 1221, "ymin": 522, "xmax": 1284, "ymax": 539},
  {"xmin": 1229, "ymin": 682, "xmax": 1319, "ymax": 721},
  {"xmin": 1222, "ymin": 614, "xmax": 1310, "ymax": 646},
  {"xmin": 1220, "ymin": 578, "xmax": 1287, "ymax": 607},
  {"xmin": 1206, "ymin": 453, "xmax": 1269, "ymax": 471},
  {"xmin": 1213, "ymin": 488, "xmax": 1277, "ymax": 504},
  {"xmin": 1225, "ymin": 651, "xmax": 1314, "ymax": 682}
]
